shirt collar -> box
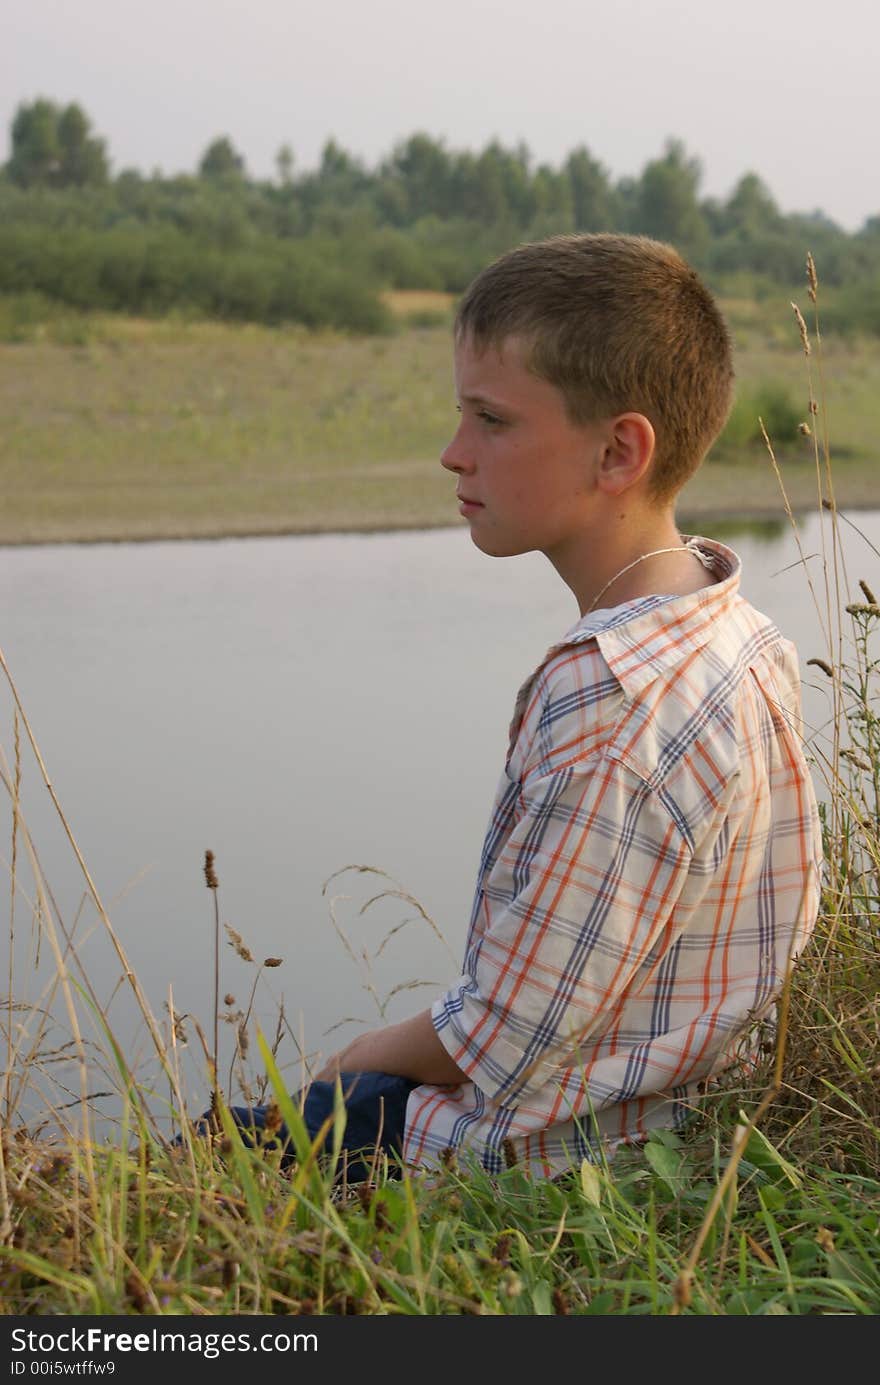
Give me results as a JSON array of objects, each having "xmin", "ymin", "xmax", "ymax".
[{"xmin": 543, "ymin": 536, "xmax": 742, "ymax": 696}]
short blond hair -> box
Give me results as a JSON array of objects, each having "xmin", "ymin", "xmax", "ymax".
[{"xmin": 455, "ymin": 233, "xmax": 734, "ymax": 503}]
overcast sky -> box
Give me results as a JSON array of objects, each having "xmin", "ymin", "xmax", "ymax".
[{"xmin": 4, "ymin": 0, "xmax": 877, "ymax": 230}]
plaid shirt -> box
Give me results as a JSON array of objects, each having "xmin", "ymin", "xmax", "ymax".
[{"xmin": 404, "ymin": 537, "xmax": 822, "ymax": 1177}]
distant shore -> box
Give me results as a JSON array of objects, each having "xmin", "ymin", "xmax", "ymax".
[
  {"xmin": 0, "ymin": 445, "xmax": 875, "ymax": 548},
  {"xmin": 2, "ymin": 315, "xmax": 876, "ymax": 548},
  {"xmin": 0, "ymin": 463, "xmax": 875, "ymax": 549}
]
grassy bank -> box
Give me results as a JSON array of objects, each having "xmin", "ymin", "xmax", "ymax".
[{"xmin": 1, "ymin": 294, "xmax": 878, "ymax": 546}]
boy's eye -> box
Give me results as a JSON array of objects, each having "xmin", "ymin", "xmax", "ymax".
[{"xmin": 454, "ymin": 402, "xmax": 505, "ymax": 426}]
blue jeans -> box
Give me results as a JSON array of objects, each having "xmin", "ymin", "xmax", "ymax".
[{"xmin": 190, "ymin": 1071, "xmax": 417, "ymax": 1183}]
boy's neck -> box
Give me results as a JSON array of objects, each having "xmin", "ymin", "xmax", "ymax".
[{"xmin": 549, "ymin": 508, "xmax": 714, "ymax": 617}]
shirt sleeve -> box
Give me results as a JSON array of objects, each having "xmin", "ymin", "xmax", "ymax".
[{"xmin": 432, "ymin": 749, "xmax": 693, "ymax": 1107}]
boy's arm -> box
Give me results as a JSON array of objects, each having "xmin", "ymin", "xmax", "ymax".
[{"xmin": 313, "ymin": 1008, "xmax": 468, "ymax": 1086}]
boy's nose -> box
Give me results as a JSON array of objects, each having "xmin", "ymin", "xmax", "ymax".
[{"xmin": 440, "ymin": 428, "xmax": 473, "ymax": 474}]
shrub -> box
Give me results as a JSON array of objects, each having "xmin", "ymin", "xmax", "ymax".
[{"xmin": 716, "ymin": 381, "xmax": 805, "ymax": 454}]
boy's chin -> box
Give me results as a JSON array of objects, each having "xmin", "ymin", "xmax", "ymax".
[
  {"xmin": 467, "ymin": 527, "xmax": 536, "ymax": 560},
  {"xmin": 469, "ymin": 532, "xmax": 532, "ymax": 559}
]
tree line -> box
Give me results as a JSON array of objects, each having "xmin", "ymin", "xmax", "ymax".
[{"xmin": 3, "ymin": 99, "xmax": 879, "ymax": 333}]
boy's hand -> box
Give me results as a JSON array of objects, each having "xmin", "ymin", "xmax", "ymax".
[{"xmin": 313, "ymin": 1008, "xmax": 468, "ymax": 1087}]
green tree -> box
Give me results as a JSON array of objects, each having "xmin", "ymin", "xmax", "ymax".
[
  {"xmin": 530, "ymin": 162, "xmax": 574, "ymax": 232},
  {"xmin": 634, "ymin": 138, "xmax": 708, "ymax": 258},
  {"xmin": 275, "ymin": 143, "xmax": 294, "ymax": 186},
  {"xmin": 7, "ymin": 99, "xmax": 108, "ymax": 188},
  {"xmin": 57, "ymin": 103, "xmax": 109, "ymax": 186},
  {"xmin": 385, "ymin": 133, "xmax": 452, "ymax": 220},
  {"xmin": 198, "ymin": 136, "xmax": 246, "ymax": 180},
  {"xmin": 8, "ymin": 99, "xmax": 59, "ymax": 186},
  {"xmin": 565, "ymin": 146, "xmax": 617, "ymax": 230},
  {"xmin": 319, "ymin": 138, "xmax": 357, "ymax": 180},
  {"xmin": 723, "ymin": 172, "xmax": 781, "ymax": 235}
]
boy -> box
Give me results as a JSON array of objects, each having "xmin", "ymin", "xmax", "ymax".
[{"xmin": 222, "ymin": 234, "xmax": 823, "ymax": 1180}]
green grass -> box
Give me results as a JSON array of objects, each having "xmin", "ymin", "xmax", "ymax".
[
  {"xmin": 0, "ymin": 296, "xmax": 878, "ymax": 545},
  {"xmin": 2, "ymin": 1115, "xmax": 878, "ymax": 1315}
]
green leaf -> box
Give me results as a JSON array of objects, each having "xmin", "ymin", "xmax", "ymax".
[
  {"xmin": 758, "ymin": 1183, "xmax": 787, "ymax": 1212},
  {"xmin": 644, "ymin": 1139, "xmax": 683, "ymax": 1195},
  {"xmin": 580, "ymin": 1158, "xmax": 602, "ymax": 1207},
  {"xmin": 648, "ymin": 1127, "xmax": 683, "ymax": 1150},
  {"xmin": 738, "ymin": 1115, "xmax": 802, "ymax": 1189},
  {"xmin": 531, "ymin": 1280, "xmax": 553, "ymax": 1315}
]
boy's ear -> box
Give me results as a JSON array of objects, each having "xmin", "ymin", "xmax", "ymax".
[{"xmin": 595, "ymin": 412, "xmax": 655, "ymax": 496}]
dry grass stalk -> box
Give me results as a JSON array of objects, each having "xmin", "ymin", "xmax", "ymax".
[
  {"xmin": 741, "ymin": 254, "xmax": 880, "ymax": 1178},
  {"xmin": 6, "ymin": 710, "xmax": 21, "ymax": 1126},
  {"xmin": 204, "ymin": 849, "xmax": 221, "ymax": 1107},
  {"xmin": 0, "ymin": 643, "xmax": 188, "ymax": 1134}
]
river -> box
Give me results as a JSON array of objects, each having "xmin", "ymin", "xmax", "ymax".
[{"xmin": 1, "ymin": 509, "xmax": 877, "ymax": 1130}]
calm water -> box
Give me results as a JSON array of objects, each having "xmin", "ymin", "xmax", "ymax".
[{"xmin": 2, "ymin": 510, "xmax": 878, "ymax": 1125}]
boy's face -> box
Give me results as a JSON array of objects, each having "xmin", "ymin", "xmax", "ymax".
[{"xmin": 441, "ymin": 334, "xmax": 607, "ymax": 561}]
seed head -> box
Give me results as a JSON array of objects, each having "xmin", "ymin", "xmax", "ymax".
[
  {"xmin": 225, "ymin": 925, "xmax": 254, "ymax": 963},
  {"xmin": 798, "ymin": 422, "xmax": 812, "ymax": 437},
  {"xmin": 203, "ymin": 850, "xmax": 219, "ymax": 890},
  {"xmin": 841, "ymin": 748, "xmax": 872, "ymax": 773},
  {"xmin": 806, "ymin": 658, "xmax": 834, "ymax": 678},
  {"xmin": 224, "ymin": 993, "xmax": 236, "ymax": 1007},
  {"xmin": 859, "ymin": 579, "xmax": 878, "ymax": 605},
  {"xmin": 263, "ymin": 957, "xmax": 283, "ymax": 968},
  {"xmin": 806, "ymin": 252, "xmax": 818, "ymax": 303},
  {"xmin": 501, "ymin": 1136, "xmax": 518, "ymax": 1169},
  {"xmin": 164, "ymin": 1001, "xmax": 189, "ymax": 1044},
  {"xmin": 493, "ymin": 1234, "xmax": 512, "ymax": 1266},
  {"xmin": 791, "ymin": 302, "xmax": 811, "ymax": 355}
]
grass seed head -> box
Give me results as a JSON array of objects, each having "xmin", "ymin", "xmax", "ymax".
[
  {"xmin": 791, "ymin": 302, "xmax": 811, "ymax": 355},
  {"xmin": 203, "ymin": 850, "xmax": 219, "ymax": 890},
  {"xmin": 225, "ymin": 925, "xmax": 254, "ymax": 963},
  {"xmin": 806, "ymin": 657, "xmax": 834, "ymax": 678}
]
